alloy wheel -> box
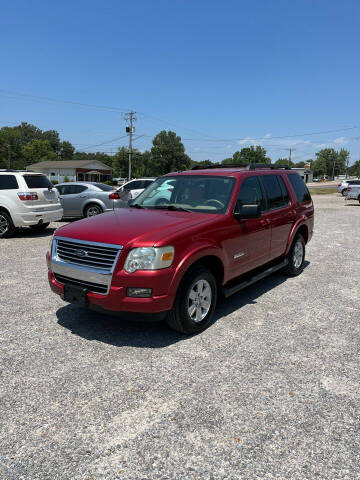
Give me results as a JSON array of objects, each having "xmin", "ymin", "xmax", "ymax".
[
  {"xmin": 293, "ymin": 240, "xmax": 304, "ymax": 269},
  {"xmin": 187, "ymin": 279, "xmax": 212, "ymax": 323},
  {"xmin": 0, "ymin": 214, "xmax": 9, "ymax": 235}
]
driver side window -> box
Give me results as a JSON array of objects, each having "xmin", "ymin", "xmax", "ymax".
[{"xmin": 237, "ymin": 176, "xmax": 265, "ymax": 210}]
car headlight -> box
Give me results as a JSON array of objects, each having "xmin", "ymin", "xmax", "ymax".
[{"xmin": 124, "ymin": 246, "xmax": 174, "ymax": 273}]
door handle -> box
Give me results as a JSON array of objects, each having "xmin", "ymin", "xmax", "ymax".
[
  {"xmin": 260, "ymin": 219, "xmax": 271, "ymax": 228},
  {"xmin": 79, "ymin": 195, "xmax": 87, "ymax": 198}
]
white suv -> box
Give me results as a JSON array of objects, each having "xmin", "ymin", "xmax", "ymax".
[
  {"xmin": 0, "ymin": 170, "xmax": 63, "ymax": 238},
  {"xmin": 117, "ymin": 178, "xmax": 155, "ymax": 199}
]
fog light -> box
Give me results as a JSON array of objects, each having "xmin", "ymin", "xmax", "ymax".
[{"xmin": 127, "ymin": 287, "xmax": 152, "ymax": 298}]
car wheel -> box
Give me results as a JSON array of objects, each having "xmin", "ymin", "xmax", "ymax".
[
  {"xmin": 341, "ymin": 189, "xmax": 347, "ymax": 196},
  {"xmin": 84, "ymin": 204, "xmax": 103, "ymax": 217},
  {"xmin": 166, "ymin": 265, "xmax": 217, "ymax": 334},
  {"xmin": 0, "ymin": 211, "xmax": 15, "ymax": 238},
  {"xmin": 283, "ymin": 233, "xmax": 305, "ymax": 277},
  {"xmin": 30, "ymin": 222, "xmax": 50, "ymax": 231}
]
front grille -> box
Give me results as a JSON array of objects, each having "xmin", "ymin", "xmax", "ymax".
[
  {"xmin": 54, "ymin": 273, "xmax": 108, "ymax": 294},
  {"xmin": 55, "ymin": 238, "xmax": 121, "ymax": 271}
]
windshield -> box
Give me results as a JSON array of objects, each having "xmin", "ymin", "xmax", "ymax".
[{"xmin": 132, "ymin": 175, "xmax": 236, "ymax": 214}]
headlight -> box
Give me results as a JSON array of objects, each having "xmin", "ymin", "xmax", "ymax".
[{"xmin": 124, "ymin": 246, "xmax": 174, "ymax": 273}]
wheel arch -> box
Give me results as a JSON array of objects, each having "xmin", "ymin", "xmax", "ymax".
[{"xmin": 82, "ymin": 200, "xmax": 104, "ymax": 216}]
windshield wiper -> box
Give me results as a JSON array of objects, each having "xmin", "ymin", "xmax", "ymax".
[{"xmin": 152, "ymin": 205, "xmax": 192, "ymax": 212}]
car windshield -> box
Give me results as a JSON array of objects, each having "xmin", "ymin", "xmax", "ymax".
[
  {"xmin": 132, "ymin": 175, "xmax": 236, "ymax": 214},
  {"xmin": 93, "ymin": 183, "xmax": 115, "ymax": 191}
]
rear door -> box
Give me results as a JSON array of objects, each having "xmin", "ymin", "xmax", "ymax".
[
  {"xmin": 259, "ymin": 174, "xmax": 294, "ymax": 260},
  {"xmin": 226, "ymin": 175, "xmax": 271, "ymax": 278}
]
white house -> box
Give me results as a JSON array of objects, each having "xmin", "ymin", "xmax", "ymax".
[{"xmin": 27, "ymin": 160, "xmax": 112, "ymax": 183}]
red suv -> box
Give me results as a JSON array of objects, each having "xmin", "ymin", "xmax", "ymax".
[{"xmin": 47, "ymin": 164, "xmax": 314, "ymax": 334}]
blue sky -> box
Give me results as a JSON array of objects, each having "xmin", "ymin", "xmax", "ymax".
[{"xmin": 1, "ymin": 0, "xmax": 359, "ymax": 164}]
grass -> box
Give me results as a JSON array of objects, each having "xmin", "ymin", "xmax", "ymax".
[{"xmin": 308, "ymin": 187, "xmax": 337, "ymax": 195}]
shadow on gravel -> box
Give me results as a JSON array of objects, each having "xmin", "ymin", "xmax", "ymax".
[
  {"xmin": 344, "ymin": 203, "xmax": 360, "ymax": 207},
  {"xmin": 56, "ymin": 261, "xmax": 309, "ymax": 348},
  {"xmin": 13, "ymin": 226, "xmax": 57, "ymax": 238}
]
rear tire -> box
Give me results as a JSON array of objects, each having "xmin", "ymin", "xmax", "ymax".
[
  {"xmin": 166, "ymin": 265, "xmax": 217, "ymax": 335},
  {"xmin": 30, "ymin": 222, "xmax": 50, "ymax": 231},
  {"xmin": 283, "ymin": 233, "xmax": 305, "ymax": 277},
  {"xmin": 84, "ymin": 204, "xmax": 103, "ymax": 217},
  {"xmin": 341, "ymin": 189, "xmax": 347, "ymax": 196},
  {"xmin": 0, "ymin": 211, "xmax": 16, "ymax": 238}
]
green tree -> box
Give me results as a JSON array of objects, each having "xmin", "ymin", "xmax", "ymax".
[
  {"xmin": 275, "ymin": 157, "xmax": 294, "ymax": 167},
  {"xmin": 59, "ymin": 141, "xmax": 75, "ymax": 160},
  {"xmin": 348, "ymin": 160, "xmax": 360, "ymax": 177},
  {"xmin": 151, "ymin": 130, "xmax": 191, "ymax": 175},
  {"xmin": 223, "ymin": 146, "xmax": 271, "ymax": 165},
  {"xmin": 313, "ymin": 148, "xmax": 348, "ymax": 178},
  {"xmin": 112, "ymin": 147, "xmax": 128, "ymax": 177},
  {"xmin": 42, "ymin": 130, "xmax": 61, "ymax": 153},
  {"xmin": 21, "ymin": 139, "xmax": 55, "ymax": 165}
]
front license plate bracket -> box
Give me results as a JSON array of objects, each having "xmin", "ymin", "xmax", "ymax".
[{"xmin": 63, "ymin": 284, "xmax": 88, "ymax": 307}]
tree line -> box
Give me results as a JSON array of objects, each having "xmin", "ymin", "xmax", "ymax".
[{"xmin": 0, "ymin": 122, "xmax": 358, "ymax": 178}]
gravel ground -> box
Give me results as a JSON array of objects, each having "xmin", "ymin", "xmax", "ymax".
[{"xmin": 0, "ymin": 194, "xmax": 359, "ymax": 480}]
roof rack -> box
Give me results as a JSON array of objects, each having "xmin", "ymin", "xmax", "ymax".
[
  {"xmin": 191, "ymin": 163, "xmax": 291, "ymax": 171},
  {"xmin": 0, "ymin": 168, "xmax": 17, "ymax": 172}
]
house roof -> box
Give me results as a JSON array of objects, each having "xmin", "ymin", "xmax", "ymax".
[{"xmin": 27, "ymin": 160, "xmax": 112, "ymax": 170}]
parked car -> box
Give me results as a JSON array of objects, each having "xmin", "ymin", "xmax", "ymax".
[
  {"xmin": 117, "ymin": 178, "xmax": 156, "ymax": 199},
  {"xmin": 47, "ymin": 164, "xmax": 314, "ymax": 334},
  {"xmin": 345, "ymin": 184, "xmax": 360, "ymax": 203},
  {"xmin": 54, "ymin": 182, "xmax": 128, "ymax": 218},
  {"xmin": 0, "ymin": 169, "xmax": 63, "ymax": 238},
  {"xmin": 337, "ymin": 179, "xmax": 360, "ymax": 196}
]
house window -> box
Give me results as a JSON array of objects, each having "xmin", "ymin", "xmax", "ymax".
[
  {"xmin": 77, "ymin": 173, "xmax": 84, "ymax": 181},
  {"xmin": 51, "ymin": 172, "xmax": 56, "ymax": 176}
]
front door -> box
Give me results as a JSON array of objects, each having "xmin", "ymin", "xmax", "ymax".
[{"xmin": 225, "ymin": 175, "xmax": 271, "ymax": 279}]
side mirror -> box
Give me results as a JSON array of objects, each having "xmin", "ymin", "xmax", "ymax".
[{"xmin": 234, "ymin": 203, "xmax": 261, "ymax": 220}]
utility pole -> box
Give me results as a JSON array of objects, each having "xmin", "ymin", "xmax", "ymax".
[
  {"xmin": 288, "ymin": 148, "xmax": 295, "ymax": 166},
  {"xmin": 125, "ymin": 111, "xmax": 136, "ymax": 180}
]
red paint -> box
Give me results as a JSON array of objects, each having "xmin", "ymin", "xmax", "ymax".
[{"xmin": 48, "ymin": 168, "xmax": 314, "ymax": 314}]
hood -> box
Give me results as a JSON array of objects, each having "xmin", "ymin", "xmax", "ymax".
[{"xmin": 55, "ymin": 207, "xmax": 216, "ymax": 249}]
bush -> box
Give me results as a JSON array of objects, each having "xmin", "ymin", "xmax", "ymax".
[
  {"xmin": 51, "ymin": 180, "xmax": 58, "ymax": 185},
  {"xmin": 104, "ymin": 180, "xmax": 114, "ymax": 185},
  {"xmin": 63, "ymin": 176, "xmax": 70, "ymax": 182}
]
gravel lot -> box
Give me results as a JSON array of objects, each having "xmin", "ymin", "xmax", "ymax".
[{"xmin": 0, "ymin": 194, "xmax": 359, "ymax": 480}]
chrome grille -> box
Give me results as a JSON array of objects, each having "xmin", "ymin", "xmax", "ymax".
[
  {"xmin": 54, "ymin": 273, "xmax": 108, "ymax": 294},
  {"xmin": 55, "ymin": 237, "xmax": 122, "ymax": 271}
]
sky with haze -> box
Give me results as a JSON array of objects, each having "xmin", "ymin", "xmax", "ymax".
[{"xmin": 1, "ymin": 0, "xmax": 359, "ymax": 165}]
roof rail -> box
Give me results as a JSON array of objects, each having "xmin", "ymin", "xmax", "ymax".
[
  {"xmin": 247, "ymin": 163, "xmax": 291, "ymax": 170},
  {"xmin": 0, "ymin": 168, "xmax": 18, "ymax": 172},
  {"xmin": 191, "ymin": 163, "xmax": 292, "ymax": 171}
]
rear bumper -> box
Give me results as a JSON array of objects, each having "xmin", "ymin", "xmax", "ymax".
[
  {"xmin": 48, "ymin": 270, "xmax": 173, "ymax": 313},
  {"xmin": 13, "ymin": 207, "xmax": 63, "ymax": 227}
]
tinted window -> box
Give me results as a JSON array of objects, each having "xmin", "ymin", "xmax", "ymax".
[
  {"xmin": 277, "ymin": 175, "xmax": 290, "ymax": 204},
  {"xmin": 143, "ymin": 180, "xmax": 154, "ymax": 187},
  {"xmin": 23, "ymin": 175, "xmax": 52, "ymax": 188},
  {"xmin": 261, "ymin": 174, "xmax": 289, "ymax": 210},
  {"xmin": 0, "ymin": 175, "xmax": 19, "ymax": 190},
  {"xmin": 287, "ymin": 174, "xmax": 311, "ymax": 203},
  {"xmin": 70, "ymin": 185, "xmax": 88, "ymax": 194},
  {"xmin": 94, "ymin": 183, "xmax": 114, "ymax": 191},
  {"xmin": 125, "ymin": 181, "xmax": 142, "ymax": 190},
  {"xmin": 236, "ymin": 176, "xmax": 265, "ymax": 210}
]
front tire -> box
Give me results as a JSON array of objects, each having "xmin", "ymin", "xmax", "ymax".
[
  {"xmin": 166, "ymin": 266, "xmax": 217, "ymax": 334},
  {"xmin": 283, "ymin": 233, "xmax": 305, "ymax": 277},
  {"xmin": 0, "ymin": 211, "xmax": 15, "ymax": 238},
  {"xmin": 341, "ymin": 189, "xmax": 347, "ymax": 196},
  {"xmin": 84, "ymin": 204, "xmax": 103, "ymax": 217}
]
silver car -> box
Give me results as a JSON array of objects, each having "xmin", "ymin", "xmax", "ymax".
[
  {"xmin": 337, "ymin": 179, "xmax": 360, "ymax": 196},
  {"xmin": 345, "ymin": 184, "xmax": 360, "ymax": 203},
  {"xmin": 54, "ymin": 182, "xmax": 129, "ymax": 218}
]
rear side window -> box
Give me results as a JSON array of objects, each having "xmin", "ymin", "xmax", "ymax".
[
  {"xmin": 94, "ymin": 183, "xmax": 114, "ymax": 191},
  {"xmin": 287, "ymin": 174, "xmax": 311, "ymax": 203},
  {"xmin": 23, "ymin": 175, "xmax": 52, "ymax": 189},
  {"xmin": 237, "ymin": 176, "xmax": 265, "ymax": 210},
  {"xmin": 71, "ymin": 185, "xmax": 88, "ymax": 194},
  {"xmin": 0, "ymin": 175, "xmax": 19, "ymax": 190},
  {"xmin": 261, "ymin": 174, "xmax": 289, "ymax": 210}
]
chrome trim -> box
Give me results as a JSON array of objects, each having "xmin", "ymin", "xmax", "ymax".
[
  {"xmin": 234, "ymin": 251, "xmax": 245, "ymax": 259},
  {"xmin": 51, "ymin": 236, "xmax": 123, "ymax": 295}
]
